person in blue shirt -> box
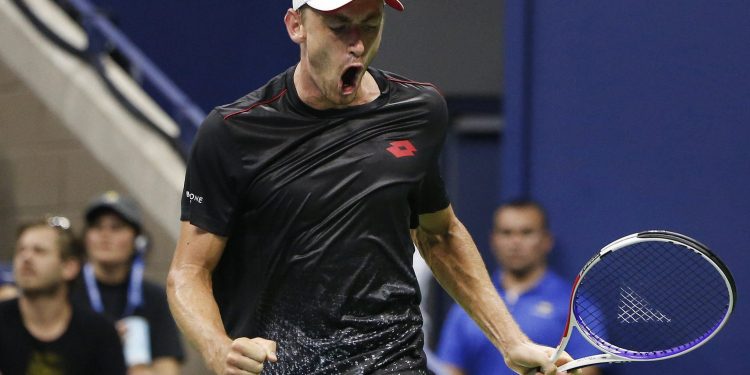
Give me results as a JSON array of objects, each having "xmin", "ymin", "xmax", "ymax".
[
  {"xmin": 0, "ymin": 262, "xmax": 18, "ymax": 301},
  {"xmin": 437, "ymin": 199, "xmax": 602, "ymax": 375}
]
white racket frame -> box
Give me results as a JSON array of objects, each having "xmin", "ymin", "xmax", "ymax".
[{"xmin": 551, "ymin": 231, "xmax": 736, "ymax": 372}]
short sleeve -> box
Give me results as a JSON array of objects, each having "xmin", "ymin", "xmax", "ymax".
[
  {"xmin": 181, "ymin": 110, "xmax": 244, "ymax": 236},
  {"xmin": 415, "ymin": 159, "xmax": 450, "ymax": 214},
  {"xmin": 409, "ymin": 91, "xmax": 451, "ymax": 228}
]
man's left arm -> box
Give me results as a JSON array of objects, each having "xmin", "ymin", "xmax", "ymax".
[{"xmin": 411, "ymin": 205, "xmax": 568, "ymax": 375}]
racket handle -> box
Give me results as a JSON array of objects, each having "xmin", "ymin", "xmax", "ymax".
[
  {"xmin": 557, "ymin": 354, "xmax": 628, "ymax": 372},
  {"xmin": 524, "ymin": 346, "xmax": 566, "ymax": 375}
]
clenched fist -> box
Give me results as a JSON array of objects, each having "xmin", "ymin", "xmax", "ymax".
[{"xmin": 218, "ymin": 337, "xmax": 277, "ymax": 375}]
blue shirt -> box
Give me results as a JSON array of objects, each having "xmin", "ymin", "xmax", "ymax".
[{"xmin": 437, "ymin": 270, "xmax": 598, "ymax": 375}]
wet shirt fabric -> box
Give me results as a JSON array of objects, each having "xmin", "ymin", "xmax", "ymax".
[
  {"xmin": 181, "ymin": 66, "xmax": 450, "ymax": 374},
  {"xmin": 0, "ymin": 299, "xmax": 126, "ymax": 375}
]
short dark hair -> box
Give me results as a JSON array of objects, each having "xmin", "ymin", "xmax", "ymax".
[
  {"xmin": 16, "ymin": 216, "xmax": 82, "ymax": 260},
  {"xmin": 496, "ymin": 198, "xmax": 549, "ymax": 230},
  {"xmin": 297, "ymin": 4, "xmax": 309, "ymax": 20}
]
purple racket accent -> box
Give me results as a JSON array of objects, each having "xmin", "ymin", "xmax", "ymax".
[{"xmin": 571, "ymin": 233, "xmax": 734, "ymax": 361}]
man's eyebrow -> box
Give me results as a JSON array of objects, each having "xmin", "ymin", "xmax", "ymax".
[{"xmin": 326, "ymin": 12, "xmax": 383, "ymax": 23}]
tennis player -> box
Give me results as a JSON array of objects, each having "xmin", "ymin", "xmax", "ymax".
[{"xmin": 167, "ymin": 0, "xmax": 574, "ymax": 374}]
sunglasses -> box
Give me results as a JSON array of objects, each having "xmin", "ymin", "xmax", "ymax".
[{"xmin": 47, "ymin": 216, "xmax": 72, "ymax": 231}]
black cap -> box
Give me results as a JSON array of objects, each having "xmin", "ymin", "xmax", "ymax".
[{"xmin": 85, "ymin": 191, "xmax": 142, "ymax": 232}]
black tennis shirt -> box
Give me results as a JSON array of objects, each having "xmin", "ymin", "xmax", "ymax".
[
  {"xmin": 181, "ymin": 66, "xmax": 450, "ymax": 374},
  {"xmin": 0, "ymin": 299, "xmax": 126, "ymax": 375}
]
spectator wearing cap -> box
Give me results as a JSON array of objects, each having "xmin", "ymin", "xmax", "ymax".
[
  {"xmin": 70, "ymin": 191, "xmax": 185, "ymax": 375},
  {"xmin": 0, "ymin": 216, "xmax": 126, "ymax": 374}
]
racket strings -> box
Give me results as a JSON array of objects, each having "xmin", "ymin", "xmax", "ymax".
[
  {"xmin": 617, "ymin": 285, "xmax": 671, "ymax": 323},
  {"xmin": 573, "ymin": 240, "xmax": 730, "ymax": 359}
]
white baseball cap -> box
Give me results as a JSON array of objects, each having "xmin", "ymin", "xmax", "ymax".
[{"xmin": 293, "ymin": 0, "xmax": 404, "ymax": 12}]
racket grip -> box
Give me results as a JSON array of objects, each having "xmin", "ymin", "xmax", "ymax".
[{"xmin": 524, "ymin": 348, "xmax": 565, "ymax": 375}]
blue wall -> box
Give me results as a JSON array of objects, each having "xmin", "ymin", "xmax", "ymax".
[
  {"xmin": 92, "ymin": 1, "xmax": 298, "ymax": 112},
  {"xmin": 503, "ymin": 1, "xmax": 749, "ymax": 373}
]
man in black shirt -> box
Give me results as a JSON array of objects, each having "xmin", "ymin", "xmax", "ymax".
[
  {"xmin": 0, "ymin": 217, "xmax": 126, "ymax": 375},
  {"xmin": 167, "ymin": 1, "xmax": 574, "ymax": 374},
  {"xmin": 71, "ymin": 191, "xmax": 185, "ymax": 374}
]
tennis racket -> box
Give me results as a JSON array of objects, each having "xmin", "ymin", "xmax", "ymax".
[{"xmin": 549, "ymin": 230, "xmax": 736, "ymax": 372}]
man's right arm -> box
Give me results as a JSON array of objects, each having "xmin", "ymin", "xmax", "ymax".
[{"xmin": 166, "ymin": 222, "xmax": 277, "ymax": 374}]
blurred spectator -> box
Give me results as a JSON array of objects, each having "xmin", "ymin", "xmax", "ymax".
[
  {"xmin": 70, "ymin": 191, "xmax": 184, "ymax": 375},
  {"xmin": 437, "ymin": 199, "xmax": 602, "ymax": 375},
  {"xmin": 0, "ymin": 262, "xmax": 18, "ymax": 301},
  {"xmin": 0, "ymin": 216, "xmax": 126, "ymax": 374}
]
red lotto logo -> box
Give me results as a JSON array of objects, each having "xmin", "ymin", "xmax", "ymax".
[{"xmin": 386, "ymin": 140, "xmax": 417, "ymax": 158}]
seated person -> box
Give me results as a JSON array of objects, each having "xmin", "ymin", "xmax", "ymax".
[
  {"xmin": 0, "ymin": 216, "xmax": 125, "ymax": 374},
  {"xmin": 71, "ymin": 191, "xmax": 184, "ymax": 374}
]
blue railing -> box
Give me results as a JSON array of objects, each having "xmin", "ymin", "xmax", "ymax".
[{"xmin": 13, "ymin": 0, "xmax": 205, "ymax": 159}]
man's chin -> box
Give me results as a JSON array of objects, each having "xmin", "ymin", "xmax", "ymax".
[{"xmin": 507, "ymin": 266, "xmax": 535, "ymax": 279}]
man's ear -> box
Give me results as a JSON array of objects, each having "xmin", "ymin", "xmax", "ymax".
[
  {"xmin": 542, "ymin": 231, "xmax": 555, "ymax": 255},
  {"xmin": 284, "ymin": 9, "xmax": 305, "ymax": 44}
]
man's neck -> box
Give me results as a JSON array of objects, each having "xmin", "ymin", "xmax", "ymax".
[
  {"xmin": 19, "ymin": 288, "xmax": 72, "ymax": 342},
  {"xmin": 93, "ymin": 261, "xmax": 130, "ymax": 285}
]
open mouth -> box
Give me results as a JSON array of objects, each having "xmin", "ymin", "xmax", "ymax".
[{"xmin": 340, "ymin": 66, "xmax": 362, "ymax": 95}]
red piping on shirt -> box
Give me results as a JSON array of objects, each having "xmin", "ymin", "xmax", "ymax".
[
  {"xmin": 223, "ymin": 88, "xmax": 288, "ymax": 120},
  {"xmin": 386, "ymin": 77, "xmax": 443, "ymax": 96}
]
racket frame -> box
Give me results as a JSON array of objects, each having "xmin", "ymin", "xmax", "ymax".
[{"xmin": 553, "ymin": 230, "xmax": 736, "ymax": 372}]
